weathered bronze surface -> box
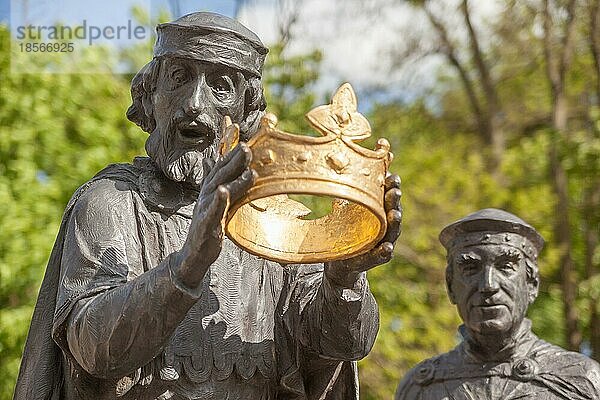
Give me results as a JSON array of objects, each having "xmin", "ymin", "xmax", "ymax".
[
  {"xmin": 13, "ymin": 11, "xmax": 402, "ymax": 400},
  {"xmin": 395, "ymin": 208, "xmax": 600, "ymax": 400},
  {"xmin": 225, "ymin": 84, "xmax": 393, "ymax": 263}
]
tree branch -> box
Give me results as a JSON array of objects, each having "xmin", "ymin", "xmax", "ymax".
[
  {"xmin": 423, "ymin": 4, "xmax": 488, "ymax": 137},
  {"xmin": 276, "ymin": 0, "xmax": 303, "ymax": 48},
  {"xmin": 461, "ymin": 0, "xmax": 500, "ymax": 110},
  {"xmin": 542, "ymin": 0, "xmax": 560, "ymax": 95},
  {"xmin": 559, "ymin": 0, "xmax": 578, "ymax": 85},
  {"xmin": 590, "ymin": 0, "xmax": 600, "ymax": 102}
]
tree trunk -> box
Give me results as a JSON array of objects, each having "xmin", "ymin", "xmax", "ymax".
[
  {"xmin": 584, "ymin": 187, "xmax": 600, "ymax": 360},
  {"xmin": 590, "ymin": 0, "xmax": 600, "ymax": 103},
  {"xmin": 588, "ymin": 0, "xmax": 600, "ymax": 360},
  {"xmin": 550, "ymin": 91, "xmax": 579, "ymax": 350},
  {"xmin": 424, "ymin": 2, "xmax": 504, "ymax": 175},
  {"xmin": 549, "ymin": 135, "xmax": 581, "ymax": 351},
  {"xmin": 542, "ymin": 0, "xmax": 581, "ymax": 351},
  {"xmin": 460, "ymin": 0, "xmax": 504, "ymax": 173}
]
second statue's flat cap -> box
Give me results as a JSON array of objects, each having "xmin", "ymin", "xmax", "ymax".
[{"xmin": 439, "ymin": 208, "xmax": 544, "ymax": 258}]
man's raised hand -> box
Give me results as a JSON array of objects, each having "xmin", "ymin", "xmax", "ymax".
[
  {"xmin": 325, "ymin": 173, "xmax": 402, "ymax": 287},
  {"xmin": 177, "ymin": 143, "xmax": 256, "ymax": 288}
]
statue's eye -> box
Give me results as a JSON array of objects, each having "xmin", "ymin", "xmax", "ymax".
[
  {"xmin": 209, "ymin": 75, "xmax": 234, "ymax": 100},
  {"xmin": 461, "ymin": 262, "xmax": 479, "ymax": 276},
  {"xmin": 169, "ymin": 67, "xmax": 189, "ymax": 88},
  {"xmin": 498, "ymin": 261, "xmax": 516, "ymax": 273}
]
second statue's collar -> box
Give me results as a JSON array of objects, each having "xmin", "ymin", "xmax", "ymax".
[
  {"xmin": 134, "ymin": 157, "xmax": 198, "ymax": 218},
  {"xmin": 459, "ymin": 318, "xmax": 537, "ymax": 362}
]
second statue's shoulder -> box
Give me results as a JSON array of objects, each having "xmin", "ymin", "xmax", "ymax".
[{"xmin": 394, "ymin": 352, "xmax": 451, "ymax": 400}]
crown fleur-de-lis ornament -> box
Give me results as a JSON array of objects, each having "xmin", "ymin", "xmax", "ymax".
[{"xmin": 306, "ymin": 83, "xmax": 372, "ymax": 141}]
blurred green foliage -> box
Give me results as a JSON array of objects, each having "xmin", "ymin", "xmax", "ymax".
[
  {"xmin": 1, "ymin": 2, "xmax": 599, "ymax": 399},
  {"xmin": 0, "ymin": 23, "xmax": 147, "ymax": 395}
]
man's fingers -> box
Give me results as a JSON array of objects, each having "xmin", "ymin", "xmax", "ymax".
[
  {"xmin": 202, "ymin": 157, "xmax": 216, "ymax": 178},
  {"xmin": 382, "ymin": 209, "xmax": 402, "ymax": 244},
  {"xmin": 203, "ymin": 143, "xmax": 252, "ymax": 194},
  {"xmin": 225, "ymin": 168, "xmax": 257, "ymax": 205},
  {"xmin": 222, "ymin": 142, "xmax": 252, "ymax": 171},
  {"xmin": 384, "ymin": 173, "xmax": 401, "ymax": 191},
  {"xmin": 360, "ymin": 242, "xmax": 395, "ymax": 271},
  {"xmin": 371, "ymin": 241, "xmax": 394, "ymax": 267},
  {"xmin": 384, "ymin": 187, "xmax": 402, "ymax": 212},
  {"xmin": 342, "ymin": 241, "xmax": 394, "ymax": 272},
  {"xmin": 204, "ymin": 142, "xmax": 250, "ymax": 182},
  {"xmin": 204, "ymin": 185, "xmax": 230, "ymax": 237}
]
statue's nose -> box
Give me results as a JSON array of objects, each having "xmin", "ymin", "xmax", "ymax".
[
  {"xmin": 480, "ymin": 264, "xmax": 500, "ymax": 294},
  {"xmin": 186, "ymin": 75, "xmax": 210, "ymax": 116}
]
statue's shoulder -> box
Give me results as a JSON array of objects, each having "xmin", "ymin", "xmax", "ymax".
[
  {"xmin": 531, "ymin": 336, "xmax": 599, "ymax": 369},
  {"xmin": 395, "ymin": 350, "xmax": 457, "ymax": 400},
  {"xmin": 578, "ymin": 354, "xmax": 600, "ymax": 394},
  {"xmin": 531, "ymin": 336, "xmax": 600, "ymax": 395},
  {"xmin": 65, "ymin": 160, "xmax": 146, "ymax": 217},
  {"xmin": 70, "ymin": 157, "xmax": 198, "ymax": 217}
]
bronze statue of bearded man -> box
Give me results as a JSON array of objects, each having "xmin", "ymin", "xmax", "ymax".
[{"xmin": 14, "ymin": 12, "xmax": 402, "ymax": 400}]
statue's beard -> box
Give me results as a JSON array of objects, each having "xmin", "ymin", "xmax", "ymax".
[
  {"xmin": 163, "ymin": 145, "xmax": 216, "ymax": 186},
  {"xmin": 146, "ymin": 114, "xmax": 220, "ymax": 188}
]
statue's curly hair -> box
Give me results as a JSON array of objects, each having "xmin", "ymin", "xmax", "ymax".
[{"xmin": 126, "ymin": 57, "xmax": 267, "ymax": 140}]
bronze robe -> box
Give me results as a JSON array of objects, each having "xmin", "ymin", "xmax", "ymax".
[
  {"xmin": 15, "ymin": 157, "xmax": 379, "ymax": 400},
  {"xmin": 396, "ymin": 320, "xmax": 600, "ymax": 400}
]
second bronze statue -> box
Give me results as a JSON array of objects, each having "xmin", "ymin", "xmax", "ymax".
[{"xmin": 396, "ymin": 209, "xmax": 600, "ymax": 400}]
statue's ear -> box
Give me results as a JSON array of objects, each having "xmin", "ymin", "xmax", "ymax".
[
  {"xmin": 141, "ymin": 94, "xmax": 156, "ymax": 131},
  {"xmin": 527, "ymin": 285, "xmax": 538, "ymax": 305},
  {"xmin": 446, "ymin": 264, "xmax": 457, "ymax": 304},
  {"xmin": 524, "ymin": 259, "xmax": 539, "ymax": 305},
  {"xmin": 239, "ymin": 74, "xmax": 266, "ymax": 140},
  {"xmin": 127, "ymin": 60, "xmax": 158, "ymax": 134}
]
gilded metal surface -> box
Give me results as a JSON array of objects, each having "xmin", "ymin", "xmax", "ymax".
[
  {"xmin": 219, "ymin": 116, "xmax": 240, "ymax": 156},
  {"xmin": 225, "ymin": 83, "xmax": 393, "ymax": 263}
]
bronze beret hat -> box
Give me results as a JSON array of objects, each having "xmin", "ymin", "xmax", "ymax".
[
  {"xmin": 154, "ymin": 12, "xmax": 268, "ymax": 76},
  {"xmin": 439, "ymin": 208, "xmax": 544, "ymax": 259}
]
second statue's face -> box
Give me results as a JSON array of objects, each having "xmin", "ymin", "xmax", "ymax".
[
  {"xmin": 147, "ymin": 57, "xmax": 246, "ymax": 187},
  {"xmin": 449, "ymin": 244, "xmax": 534, "ymax": 336}
]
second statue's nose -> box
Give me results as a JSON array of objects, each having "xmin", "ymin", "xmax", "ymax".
[{"xmin": 480, "ymin": 264, "xmax": 500, "ymax": 293}]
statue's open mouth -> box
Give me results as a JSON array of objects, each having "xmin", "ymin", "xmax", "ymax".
[{"xmin": 178, "ymin": 121, "xmax": 215, "ymax": 151}]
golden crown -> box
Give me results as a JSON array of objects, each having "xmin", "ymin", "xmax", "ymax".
[{"xmin": 224, "ymin": 83, "xmax": 393, "ymax": 263}]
